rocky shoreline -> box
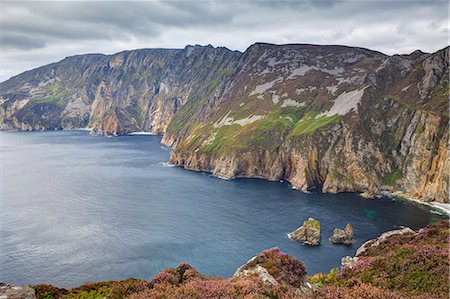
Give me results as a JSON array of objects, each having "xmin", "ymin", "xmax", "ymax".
[
  {"xmin": 3, "ymin": 125, "xmax": 448, "ymax": 210},
  {"xmin": 2, "ymin": 221, "xmax": 448, "ymax": 298},
  {"xmin": 1, "ymin": 44, "xmax": 448, "ymax": 204}
]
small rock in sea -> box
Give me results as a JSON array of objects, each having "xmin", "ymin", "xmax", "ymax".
[
  {"xmin": 288, "ymin": 218, "xmax": 321, "ymax": 246},
  {"xmin": 329, "ymin": 223, "xmax": 356, "ymax": 245}
]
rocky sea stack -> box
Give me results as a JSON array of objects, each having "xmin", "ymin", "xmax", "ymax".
[
  {"xmin": 288, "ymin": 218, "xmax": 321, "ymax": 246},
  {"xmin": 329, "ymin": 223, "xmax": 355, "ymax": 245}
]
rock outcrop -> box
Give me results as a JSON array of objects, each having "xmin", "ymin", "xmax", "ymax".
[
  {"xmin": 314, "ymin": 221, "xmax": 449, "ymax": 299},
  {"xmin": 32, "ymin": 247, "xmax": 314, "ymax": 298},
  {"xmin": 233, "ymin": 247, "xmax": 313, "ymax": 296},
  {"xmin": 329, "ymin": 223, "xmax": 355, "ymax": 245},
  {"xmin": 356, "ymin": 227, "xmax": 415, "ymax": 256},
  {"xmin": 1, "ymin": 43, "xmax": 448, "ymax": 202},
  {"xmin": 340, "ymin": 256, "xmax": 358, "ymax": 270},
  {"xmin": 0, "ymin": 283, "xmax": 36, "ymax": 299},
  {"xmin": 288, "ymin": 218, "xmax": 321, "ymax": 246}
]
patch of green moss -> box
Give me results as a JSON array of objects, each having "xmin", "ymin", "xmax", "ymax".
[
  {"xmin": 202, "ymin": 124, "xmax": 244, "ymax": 152},
  {"xmin": 207, "ymin": 80, "xmax": 220, "ymax": 94},
  {"xmin": 289, "ymin": 113, "xmax": 340, "ymax": 137},
  {"xmin": 382, "ymin": 169, "xmax": 403, "ymax": 185},
  {"xmin": 327, "ymin": 171, "xmax": 352, "ymax": 184},
  {"xmin": 306, "ymin": 218, "xmax": 320, "ymax": 230},
  {"xmin": 168, "ymin": 97, "xmax": 209, "ymax": 135}
]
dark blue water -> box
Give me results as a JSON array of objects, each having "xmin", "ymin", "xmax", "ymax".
[{"xmin": 0, "ymin": 131, "xmax": 446, "ymax": 288}]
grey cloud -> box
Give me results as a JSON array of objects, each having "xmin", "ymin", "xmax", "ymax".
[
  {"xmin": 0, "ymin": 0, "xmax": 448, "ymax": 82},
  {"xmin": 1, "ymin": 0, "xmax": 234, "ymax": 46},
  {"xmin": 0, "ymin": 33, "xmax": 46, "ymax": 50}
]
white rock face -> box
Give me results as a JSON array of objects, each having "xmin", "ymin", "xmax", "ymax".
[
  {"xmin": 288, "ymin": 65, "xmax": 344, "ymax": 80},
  {"xmin": 234, "ymin": 265, "xmax": 279, "ymax": 285},
  {"xmin": 317, "ymin": 87, "xmax": 367, "ymax": 117},
  {"xmin": 287, "ymin": 66, "xmax": 316, "ymax": 79},
  {"xmin": 326, "ymin": 85, "xmax": 339, "ymax": 94},
  {"xmin": 0, "ymin": 284, "xmax": 36, "ymax": 299},
  {"xmin": 214, "ymin": 112, "xmax": 266, "ymax": 128},
  {"xmin": 250, "ymin": 78, "xmax": 282, "ymax": 96},
  {"xmin": 341, "ymin": 256, "xmax": 358, "ymax": 270},
  {"xmin": 233, "ymin": 115, "xmax": 266, "ymax": 126},
  {"xmin": 272, "ymin": 93, "xmax": 280, "ymax": 104},
  {"xmin": 401, "ymin": 84, "xmax": 411, "ymax": 92},
  {"xmin": 356, "ymin": 227, "xmax": 415, "ymax": 256},
  {"xmin": 281, "ymin": 99, "xmax": 305, "ymax": 108},
  {"xmin": 296, "ymin": 86, "xmax": 317, "ymax": 94},
  {"xmin": 214, "ymin": 112, "xmax": 234, "ymax": 127}
]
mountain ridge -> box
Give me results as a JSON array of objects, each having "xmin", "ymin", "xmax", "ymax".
[{"xmin": 1, "ymin": 43, "xmax": 448, "ymax": 202}]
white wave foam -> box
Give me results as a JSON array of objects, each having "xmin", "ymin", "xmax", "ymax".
[
  {"xmin": 159, "ymin": 162, "xmax": 175, "ymax": 168},
  {"xmin": 128, "ymin": 132, "xmax": 155, "ymax": 135}
]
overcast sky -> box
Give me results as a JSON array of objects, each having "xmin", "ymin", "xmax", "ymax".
[{"xmin": 0, "ymin": 0, "xmax": 448, "ymax": 82}]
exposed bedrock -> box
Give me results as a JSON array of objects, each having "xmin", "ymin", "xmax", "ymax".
[{"xmin": 1, "ymin": 43, "xmax": 448, "ymax": 202}]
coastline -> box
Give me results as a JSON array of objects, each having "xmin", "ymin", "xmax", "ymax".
[
  {"xmin": 128, "ymin": 131, "xmax": 157, "ymax": 135},
  {"xmin": 175, "ymin": 163, "xmax": 450, "ymax": 215},
  {"xmin": 171, "ymin": 160, "xmax": 450, "ymax": 215},
  {"xmin": 3, "ymin": 128, "xmax": 449, "ymax": 214},
  {"xmin": 382, "ymin": 191, "xmax": 450, "ymax": 216}
]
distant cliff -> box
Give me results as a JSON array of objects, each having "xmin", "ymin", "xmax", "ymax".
[{"xmin": 1, "ymin": 43, "xmax": 448, "ymax": 202}]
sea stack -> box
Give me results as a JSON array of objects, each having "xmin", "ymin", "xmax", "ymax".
[
  {"xmin": 329, "ymin": 223, "xmax": 356, "ymax": 245},
  {"xmin": 288, "ymin": 218, "xmax": 321, "ymax": 246}
]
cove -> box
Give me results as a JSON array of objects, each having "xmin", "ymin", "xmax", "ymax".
[{"xmin": 0, "ymin": 130, "xmax": 446, "ymax": 288}]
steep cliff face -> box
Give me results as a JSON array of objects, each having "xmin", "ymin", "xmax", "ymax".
[
  {"xmin": 1, "ymin": 43, "xmax": 448, "ymax": 202},
  {"xmin": 0, "ymin": 45, "xmax": 241, "ymax": 135},
  {"xmin": 166, "ymin": 45, "xmax": 449, "ymax": 202}
]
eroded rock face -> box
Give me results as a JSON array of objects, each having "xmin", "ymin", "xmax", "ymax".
[
  {"xmin": 356, "ymin": 227, "xmax": 415, "ymax": 256},
  {"xmin": 234, "ymin": 263, "xmax": 278, "ymax": 286},
  {"xmin": 288, "ymin": 218, "xmax": 321, "ymax": 246},
  {"xmin": 233, "ymin": 247, "xmax": 313, "ymax": 296},
  {"xmin": 1, "ymin": 44, "xmax": 448, "ymax": 202},
  {"xmin": 329, "ymin": 223, "xmax": 356, "ymax": 245},
  {"xmin": 341, "ymin": 256, "xmax": 358, "ymax": 270},
  {"xmin": 0, "ymin": 283, "xmax": 36, "ymax": 299}
]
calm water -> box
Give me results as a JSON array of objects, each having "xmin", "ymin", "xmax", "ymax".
[{"xmin": 0, "ymin": 131, "xmax": 446, "ymax": 288}]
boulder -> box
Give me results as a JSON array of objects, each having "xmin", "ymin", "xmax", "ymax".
[
  {"xmin": 288, "ymin": 218, "xmax": 321, "ymax": 246},
  {"xmin": 234, "ymin": 263, "xmax": 278, "ymax": 285},
  {"xmin": 0, "ymin": 283, "xmax": 36, "ymax": 299},
  {"xmin": 233, "ymin": 247, "xmax": 312, "ymax": 296},
  {"xmin": 341, "ymin": 256, "xmax": 358, "ymax": 270},
  {"xmin": 329, "ymin": 223, "xmax": 356, "ymax": 245}
]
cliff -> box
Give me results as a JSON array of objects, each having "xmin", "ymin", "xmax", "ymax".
[{"xmin": 1, "ymin": 43, "xmax": 448, "ymax": 202}]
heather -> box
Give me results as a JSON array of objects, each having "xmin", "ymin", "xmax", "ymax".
[
  {"xmin": 237, "ymin": 247, "xmax": 307, "ymax": 288},
  {"xmin": 313, "ymin": 221, "xmax": 450, "ymax": 299},
  {"xmin": 33, "ymin": 252, "xmax": 306, "ymax": 299},
  {"xmin": 33, "ymin": 221, "xmax": 449, "ymax": 299}
]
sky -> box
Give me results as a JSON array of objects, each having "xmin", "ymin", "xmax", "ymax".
[{"xmin": 0, "ymin": 0, "xmax": 448, "ymax": 82}]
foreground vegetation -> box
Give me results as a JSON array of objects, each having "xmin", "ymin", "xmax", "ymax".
[{"xmin": 33, "ymin": 221, "xmax": 449, "ymax": 298}]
